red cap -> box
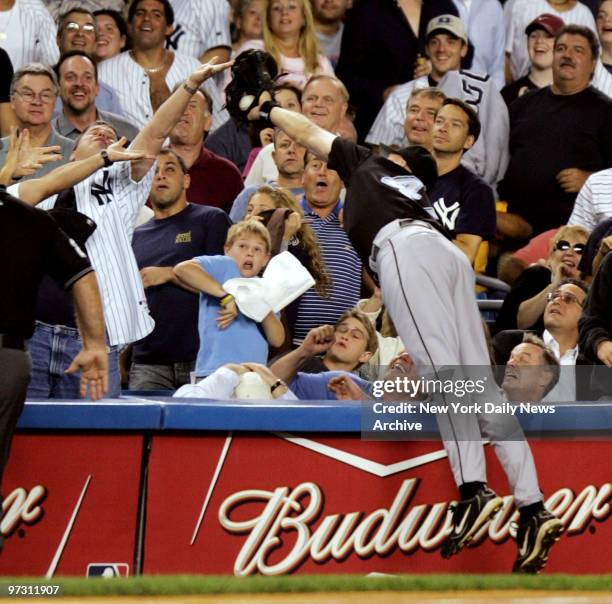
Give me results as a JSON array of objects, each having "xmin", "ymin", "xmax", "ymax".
[{"xmin": 525, "ymin": 13, "xmax": 565, "ymax": 37}]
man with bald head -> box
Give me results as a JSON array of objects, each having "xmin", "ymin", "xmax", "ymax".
[{"xmin": 244, "ymin": 74, "xmax": 351, "ymax": 187}]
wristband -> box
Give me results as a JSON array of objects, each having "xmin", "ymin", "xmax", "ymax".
[
  {"xmin": 183, "ymin": 81, "xmax": 199, "ymax": 95},
  {"xmin": 220, "ymin": 294, "xmax": 234, "ymax": 307},
  {"xmin": 259, "ymin": 100, "xmax": 279, "ymax": 126},
  {"xmin": 270, "ymin": 379, "xmax": 286, "ymax": 393},
  {"xmin": 100, "ymin": 149, "xmax": 113, "ymax": 167}
]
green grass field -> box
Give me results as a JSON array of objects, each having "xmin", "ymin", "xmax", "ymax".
[{"xmin": 1, "ymin": 574, "xmax": 611, "ymax": 597}]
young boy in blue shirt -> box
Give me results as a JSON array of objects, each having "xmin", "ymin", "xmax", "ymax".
[{"xmin": 174, "ymin": 219, "xmax": 285, "ymax": 376}]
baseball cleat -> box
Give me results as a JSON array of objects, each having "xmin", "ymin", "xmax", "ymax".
[
  {"xmin": 441, "ymin": 486, "xmax": 503, "ymax": 559},
  {"xmin": 512, "ymin": 508, "xmax": 564, "ymax": 574}
]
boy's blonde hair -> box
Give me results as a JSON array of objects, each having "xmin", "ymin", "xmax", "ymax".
[{"xmin": 225, "ymin": 219, "xmax": 272, "ymax": 253}]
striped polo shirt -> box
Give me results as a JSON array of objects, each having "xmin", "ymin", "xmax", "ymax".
[{"xmin": 292, "ymin": 199, "xmax": 362, "ymax": 345}]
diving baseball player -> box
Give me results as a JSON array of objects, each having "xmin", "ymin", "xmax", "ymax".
[{"xmin": 238, "ymin": 82, "xmax": 563, "ymax": 573}]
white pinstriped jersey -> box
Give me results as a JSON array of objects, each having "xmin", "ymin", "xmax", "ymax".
[
  {"xmin": 593, "ymin": 60, "xmax": 612, "ymax": 100},
  {"xmin": 568, "ymin": 168, "xmax": 612, "ymax": 231},
  {"xmin": 504, "ymin": 0, "xmax": 595, "ymax": 80},
  {"xmin": 14, "ymin": 162, "xmax": 156, "ymax": 347},
  {"xmin": 0, "ymin": 0, "xmax": 59, "ymax": 70},
  {"xmin": 43, "ymin": 0, "xmax": 125, "ymax": 21},
  {"xmin": 166, "ymin": 0, "xmax": 231, "ymax": 59},
  {"xmin": 366, "ymin": 70, "xmax": 509, "ymax": 187},
  {"xmin": 98, "ymin": 51, "xmax": 229, "ymax": 131}
]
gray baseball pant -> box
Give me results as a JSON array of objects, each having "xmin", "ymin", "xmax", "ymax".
[{"xmin": 372, "ymin": 220, "xmax": 542, "ymax": 506}]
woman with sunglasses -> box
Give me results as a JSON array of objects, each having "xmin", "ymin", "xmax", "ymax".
[{"xmin": 494, "ymin": 225, "xmax": 590, "ymax": 334}]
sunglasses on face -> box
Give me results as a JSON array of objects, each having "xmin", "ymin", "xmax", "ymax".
[
  {"xmin": 555, "ymin": 240, "xmax": 585, "ymax": 254},
  {"xmin": 546, "ymin": 291, "xmax": 584, "ymax": 307}
]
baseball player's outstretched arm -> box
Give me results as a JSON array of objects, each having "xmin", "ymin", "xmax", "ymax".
[
  {"xmin": 130, "ymin": 57, "xmax": 234, "ymax": 182},
  {"xmin": 249, "ymin": 92, "xmax": 337, "ymax": 161}
]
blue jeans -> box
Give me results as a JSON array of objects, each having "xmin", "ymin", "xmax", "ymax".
[{"xmin": 27, "ymin": 321, "xmax": 120, "ymax": 399}]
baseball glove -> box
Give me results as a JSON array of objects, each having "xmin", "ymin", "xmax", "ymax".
[{"xmin": 224, "ymin": 49, "xmax": 278, "ymax": 122}]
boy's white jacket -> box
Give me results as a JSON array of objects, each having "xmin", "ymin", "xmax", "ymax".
[{"xmin": 223, "ymin": 251, "xmax": 315, "ymax": 322}]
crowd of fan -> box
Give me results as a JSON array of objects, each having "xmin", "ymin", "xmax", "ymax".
[{"xmin": 1, "ymin": 0, "xmax": 612, "ymax": 402}]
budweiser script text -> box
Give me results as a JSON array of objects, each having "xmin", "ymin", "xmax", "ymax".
[
  {"xmin": 218, "ymin": 479, "xmax": 611, "ymax": 576},
  {"xmin": 1, "ymin": 486, "xmax": 46, "ymax": 536}
]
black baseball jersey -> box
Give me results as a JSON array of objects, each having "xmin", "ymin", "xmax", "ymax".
[{"xmin": 327, "ymin": 137, "xmax": 449, "ymax": 267}]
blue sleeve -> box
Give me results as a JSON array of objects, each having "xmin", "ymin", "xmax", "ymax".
[
  {"xmin": 194, "ymin": 254, "xmax": 239, "ymax": 282},
  {"xmin": 97, "ymin": 82, "xmax": 124, "ymax": 116},
  {"xmin": 229, "ymin": 185, "xmax": 257, "ymax": 222},
  {"xmin": 289, "ymin": 371, "xmax": 372, "ymax": 400},
  {"xmin": 290, "ymin": 373, "xmax": 337, "ymax": 401}
]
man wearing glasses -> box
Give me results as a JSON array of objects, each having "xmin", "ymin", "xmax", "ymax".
[
  {"xmin": 56, "ymin": 8, "xmax": 125, "ymax": 117},
  {"xmin": 542, "ymin": 278, "xmax": 588, "ymax": 401},
  {"xmin": 0, "ymin": 63, "xmax": 73, "ymax": 180}
]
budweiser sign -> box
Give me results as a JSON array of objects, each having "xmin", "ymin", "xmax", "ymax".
[
  {"xmin": 218, "ymin": 479, "xmax": 612, "ymax": 576},
  {"xmin": 1, "ymin": 485, "xmax": 46, "ymax": 537}
]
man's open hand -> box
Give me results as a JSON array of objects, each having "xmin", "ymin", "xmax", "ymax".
[
  {"xmin": 187, "ymin": 56, "xmax": 234, "ymax": 88},
  {"xmin": 65, "ymin": 347, "xmax": 109, "ymax": 400}
]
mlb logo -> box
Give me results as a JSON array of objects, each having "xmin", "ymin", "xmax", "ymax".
[{"xmin": 86, "ymin": 563, "xmax": 130, "ymax": 578}]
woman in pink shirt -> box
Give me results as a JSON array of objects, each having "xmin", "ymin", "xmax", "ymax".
[{"xmin": 236, "ymin": 0, "xmax": 334, "ymax": 89}]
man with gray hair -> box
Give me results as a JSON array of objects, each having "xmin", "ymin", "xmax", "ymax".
[
  {"xmin": 0, "ymin": 64, "xmax": 73, "ymax": 180},
  {"xmin": 502, "ymin": 333, "xmax": 561, "ymax": 403}
]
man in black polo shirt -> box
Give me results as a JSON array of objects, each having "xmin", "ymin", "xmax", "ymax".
[
  {"xmin": 429, "ymin": 98, "xmax": 496, "ymax": 269},
  {"xmin": 246, "ymin": 93, "xmax": 563, "ymax": 573},
  {"xmin": 0, "ymin": 186, "xmax": 108, "ymax": 510}
]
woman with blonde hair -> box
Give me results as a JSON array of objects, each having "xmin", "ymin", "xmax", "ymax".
[
  {"xmin": 245, "ymin": 184, "xmax": 330, "ymax": 297},
  {"xmin": 494, "ymin": 224, "xmax": 590, "ymax": 334},
  {"xmin": 235, "ymin": 0, "xmax": 334, "ymax": 89}
]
